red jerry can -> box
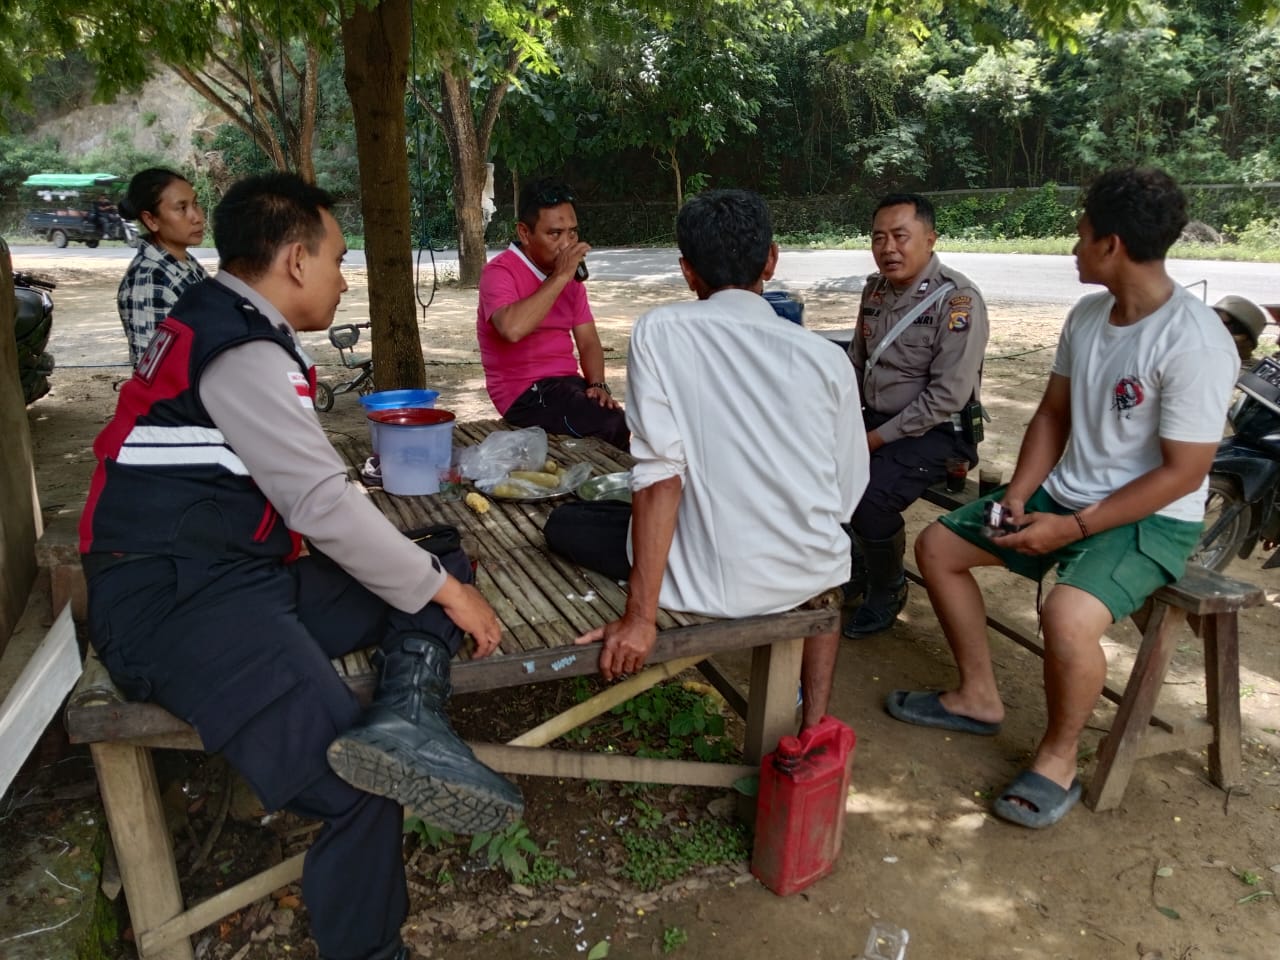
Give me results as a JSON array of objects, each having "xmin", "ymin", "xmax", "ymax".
[{"xmin": 750, "ymin": 715, "xmax": 856, "ymax": 896}]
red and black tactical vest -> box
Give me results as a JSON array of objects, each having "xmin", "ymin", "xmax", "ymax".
[{"xmin": 80, "ymin": 279, "xmax": 314, "ymax": 561}]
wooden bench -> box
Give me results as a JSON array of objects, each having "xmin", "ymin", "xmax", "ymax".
[
  {"xmin": 910, "ymin": 479, "xmax": 1265, "ymax": 812},
  {"xmin": 63, "ymin": 425, "xmax": 838, "ymax": 960}
]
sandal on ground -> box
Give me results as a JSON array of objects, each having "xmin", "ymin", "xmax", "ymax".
[
  {"xmin": 884, "ymin": 690, "xmax": 1001, "ymax": 736},
  {"xmin": 992, "ymin": 770, "xmax": 1082, "ymax": 829}
]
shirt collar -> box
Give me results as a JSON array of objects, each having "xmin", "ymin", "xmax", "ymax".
[
  {"xmin": 508, "ymin": 242, "xmax": 547, "ymax": 282},
  {"xmin": 212, "ymin": 271, "xmax": 300, "ymax": 344}
]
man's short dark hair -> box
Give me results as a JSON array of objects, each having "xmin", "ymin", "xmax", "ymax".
[
  {"xmin": 676, "ymin": 189, "xmax": 773, "ymax": 291},
  {"xmin": 518, "ymin": 178, "xmax": 577, "ymax": 228},
  {"xmin": 873, "ymin": 193, "xmax": 936, "ymax": 230},
  {"xmin": 1082, "ymin": 167, "xmax": 1187, "ymax": 263},
  {"xmin": 214, "ymin": 173, "xmax": 335, "ymax": 279}
]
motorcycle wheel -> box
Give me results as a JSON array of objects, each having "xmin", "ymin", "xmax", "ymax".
[
  {"xmin": 1192, "ymin": 474, "xmax": 1254, "ymax": 572},
  {"xmin": 314, "ymin": 381, "xmax": 335, "ymax": 413},
  {"xmin": 50, "ymin": 229, "xmax": 68, "ymax": 248},
  {"xmin": 85, "ymin": 238, "xmax": 100, "ymax": 248}
]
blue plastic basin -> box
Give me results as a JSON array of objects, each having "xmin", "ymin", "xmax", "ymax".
[{"xmin": 358, "ymin": 389, "xmax": 439, "ymax": 411}]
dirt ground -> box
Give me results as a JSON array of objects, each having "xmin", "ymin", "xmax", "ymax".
[{"xmin": 10, "ymin": 251, "xmax": 1280, "ymax": 960}]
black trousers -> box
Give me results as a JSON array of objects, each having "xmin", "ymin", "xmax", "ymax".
[
  {"xmin": 86, "ymin": 546, "xmax": 471, "ymax": 960},
  {"xmin": 503, "ymin": 375, "xmax": 630, "ymax": 452},
  {"xmin": 853, "ymin": 409, "xmax": 977, "ymax": 540},
  {"xmin": 544, "ymin": 499, "xmax": 633, "ymax": 581}
]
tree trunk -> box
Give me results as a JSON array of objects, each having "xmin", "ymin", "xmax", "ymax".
[
  {"xmin": 342, "ymin": 0, "xmax": 425, "ymax": 390},
  {"xmin": 439, "ymin": 68, "xmax": 490, "ymax": 287},
  {"xmin": 295, "ymin": 42, "xmax": 320, "ymax": 183},
  {"xmin": 669, "ymin": 147, "xmax": 683, "ymax": 210}
]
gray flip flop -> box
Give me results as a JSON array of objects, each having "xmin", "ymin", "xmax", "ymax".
[
  {"xmin": 884, "ymin": 690, "xmax": 1001, "ymax": 736},
  {"xmin": 992, "ymin": 770, "xmax": 1082, "ymax": 829}
]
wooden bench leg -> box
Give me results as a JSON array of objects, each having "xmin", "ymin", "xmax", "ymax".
[
  {"xmin": 1085, "ymin": 601, "xmax": 1187, "ymax": 812},
  {"xmin": 743, "ymin": 637, "xmax": 803, "ymax": 767},
  {"xmin": 91, "ymin": 741, "xmax": 194, "ymax": 960},
  {"xmin": 1202, "ymin": 612, "xmax": 1243, "ymax": 790}
]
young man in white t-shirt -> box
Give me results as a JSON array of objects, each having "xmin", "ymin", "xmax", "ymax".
[{"xmin": 887, "ymin": 167, "xmax": 1239, "ymax": 829}]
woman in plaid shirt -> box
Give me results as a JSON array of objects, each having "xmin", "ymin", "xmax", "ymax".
[{"xmin": 117, "ymin": 168, "xmax": 208, "ymax": 367}]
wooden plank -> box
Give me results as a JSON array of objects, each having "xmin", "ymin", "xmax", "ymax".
[
  {"xmin": 740, "ymin": 637, "xmax": 804, "ymax": 821},
  {"xmin": 138, "ymin": 854, "xmax": 306, "ymax": 956},
  {"xmin": 1202, "ymin": 612, "xmax": 1243, "ymax": 788},
  {"xmin": 471, "ymin": 742, "xmax": 755, "ymax": 788},
  {"xmin": 1085, "ymin": 602, "xmax": 1188, "ymax": 812},
  {"xmin": 91, "ymin": 740, "xmax": 193, "ymax": 960},
  {"xmin": 453, "ymin": 606, "xmax": 837, "ymax": 694},
  {"xmin": 0, "ymin": 604, "xmax": 81, "ymax": 797},
  {"xmin": 696, "ymin": 659, "xmax": 749, "ymax": 720},
  {"xmin": 508, "ymin": 655, "xmax": 707, "ymax": 747},
  {"xmin": 1155, "ymin": 565, "xmax": 1265, "ymax": 615}
]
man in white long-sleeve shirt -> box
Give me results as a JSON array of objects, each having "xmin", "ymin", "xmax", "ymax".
[
  {"xmin": 545, "ymin": 189, "xmax": 869, "ymax": 728},
  {"xmin": 80, "ymin": 173, "xmax": 520, "ymax": 960}
]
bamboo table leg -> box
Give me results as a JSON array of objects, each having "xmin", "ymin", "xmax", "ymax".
[{"xmin": 91, "ymin": 741, "xmax": 193, "ymax": 960}]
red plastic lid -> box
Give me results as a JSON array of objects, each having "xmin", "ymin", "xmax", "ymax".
[{"xmin": 367, "ymin": 407, "xmax": 455, "ymax": 426}]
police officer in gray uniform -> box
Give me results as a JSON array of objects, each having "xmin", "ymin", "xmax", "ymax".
[{"xmin": 845, "ymin": 193, "xmax": 988, "ymax": 637}]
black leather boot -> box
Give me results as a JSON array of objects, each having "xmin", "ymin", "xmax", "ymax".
[
  {"xmin": 841, "ymin": 526, "xmax": 867, "ymax": 604},
  {"xmin": 842, "ymin": 527, "xmax": 907, "ymax": 638},
  {"xmin": 327, "ymin": 635, "xmax": 523, "ymax": 834}
]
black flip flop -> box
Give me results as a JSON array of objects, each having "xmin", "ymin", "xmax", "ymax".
[
  {"xmin": 992, "ymin": 770, "xmax": 1082, "ymax": 829},
  {"xmin": 884, "ymin": 690, "xmax": 1001, "ymax": 736}
]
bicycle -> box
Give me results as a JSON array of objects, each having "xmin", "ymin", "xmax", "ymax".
[{"xmin": 314, "ymin": 321, "xmax": 373, "ymax": 412}]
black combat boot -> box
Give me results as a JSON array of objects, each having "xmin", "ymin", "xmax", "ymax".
[
  {"xmin": 327, "ymin": 635, "xmax": 523, "ymax": 834},
  {"xmin": 842, "ymin": 527, "xmax": 908, "ymax": 638},
  {"xmin": 841, "ymin": 526, "xmax": 867, "ymax": 604}
]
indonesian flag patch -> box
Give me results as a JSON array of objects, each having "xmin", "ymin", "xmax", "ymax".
[{"xmin": 288, "ymin": 370, "xmax": 314, "ymax": 409}]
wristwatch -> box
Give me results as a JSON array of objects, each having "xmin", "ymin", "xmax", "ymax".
[{"xmin": 588, "ymin": 381, "xmax": 611, "ymax": 396}]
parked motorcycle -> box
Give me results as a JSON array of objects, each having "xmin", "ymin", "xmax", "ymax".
[
  {"xmin": 1195, "ymin": 329, "xmax": 1280, "ymax": 572},
  {"xmin": 13, "ymin": 270, "xmax": 56, "ymax": 405}
]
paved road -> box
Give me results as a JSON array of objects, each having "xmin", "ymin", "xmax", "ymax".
[{"xmin": 10, "ymin": 244, "xmax": 1276, "ymax": 308}]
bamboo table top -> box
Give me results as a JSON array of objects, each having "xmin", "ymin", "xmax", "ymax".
[{"xmin": 329, "ymin": 420, "xmax": 834, "ymax": 696}]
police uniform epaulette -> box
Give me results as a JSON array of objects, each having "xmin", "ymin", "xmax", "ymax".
[{"xmin": 935, "ymin": 263, "xmax": 977, "ymax": 292}]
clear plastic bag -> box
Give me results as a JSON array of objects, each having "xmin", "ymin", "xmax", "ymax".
[
  {"xmin": 456, "ymin": 427, "xmax": 549, "ymax": 484},
  {"xmin": 476, "ymin": 462, "xmax": 592, "ymax": 500}
]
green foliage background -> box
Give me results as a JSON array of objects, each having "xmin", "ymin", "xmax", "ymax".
[{"xmin": 3, "ymin": 0, "xmax": 1280, "ymax": 245}]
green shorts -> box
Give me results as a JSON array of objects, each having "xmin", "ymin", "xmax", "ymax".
[{"xmin": 938, "ymin": 486, "xmax": 1203, "ymax": 621}]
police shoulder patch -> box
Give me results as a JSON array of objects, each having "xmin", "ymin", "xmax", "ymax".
[
  {"xmin": 947, "ymin": 310, "xmax": 970, "ymax": 332},
  {"xmin": 949, "ymin": 295, "xmax": 973, "ymax": 308},
  {"xmin": 136, "ymin": 327, "xmax": 176, "ymax": 384}
]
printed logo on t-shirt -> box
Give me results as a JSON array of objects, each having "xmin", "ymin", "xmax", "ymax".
[{"xmin": 1111, "ymin": 376, "xmax": 1145, "ymax": 418}]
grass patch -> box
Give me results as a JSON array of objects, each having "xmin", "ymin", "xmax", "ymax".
[
  {"xmin": 618, "ymin": 812, "xmax": 749, "ymax": 891},
  {"xmin": 566, "ymin": 678, "xmax": 740, "ymax": 765}
]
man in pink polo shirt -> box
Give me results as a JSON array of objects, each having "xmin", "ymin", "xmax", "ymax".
[{"xmin": 477, "ymin": 179, "xmax": 628, "ymax": 450}]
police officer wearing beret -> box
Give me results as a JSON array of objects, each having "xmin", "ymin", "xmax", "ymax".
[{"xmin": 845, "ymin": 194, "xmax": 989, "ymax": 637}]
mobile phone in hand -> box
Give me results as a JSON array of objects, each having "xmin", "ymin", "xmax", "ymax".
[
  {"xmin": 575, "ymin": 260, "xmax": 589, "ymax": 282},
  {"xmin": 982, "ymin": 501, "xmax": 1024, "ymax": 538}
]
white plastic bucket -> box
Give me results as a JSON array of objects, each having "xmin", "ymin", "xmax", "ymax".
[
  {"xmin": 362, "ymin": 389, "xmax": 438, "ymax": 455},
  {"xmin": 368, "ymin": 408, "xmax": 456, "ymax": 496}
]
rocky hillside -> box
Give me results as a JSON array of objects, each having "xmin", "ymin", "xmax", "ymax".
[{"xmin": 33, "ymin": 68, "xmax": 224, "ymax": 169}]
